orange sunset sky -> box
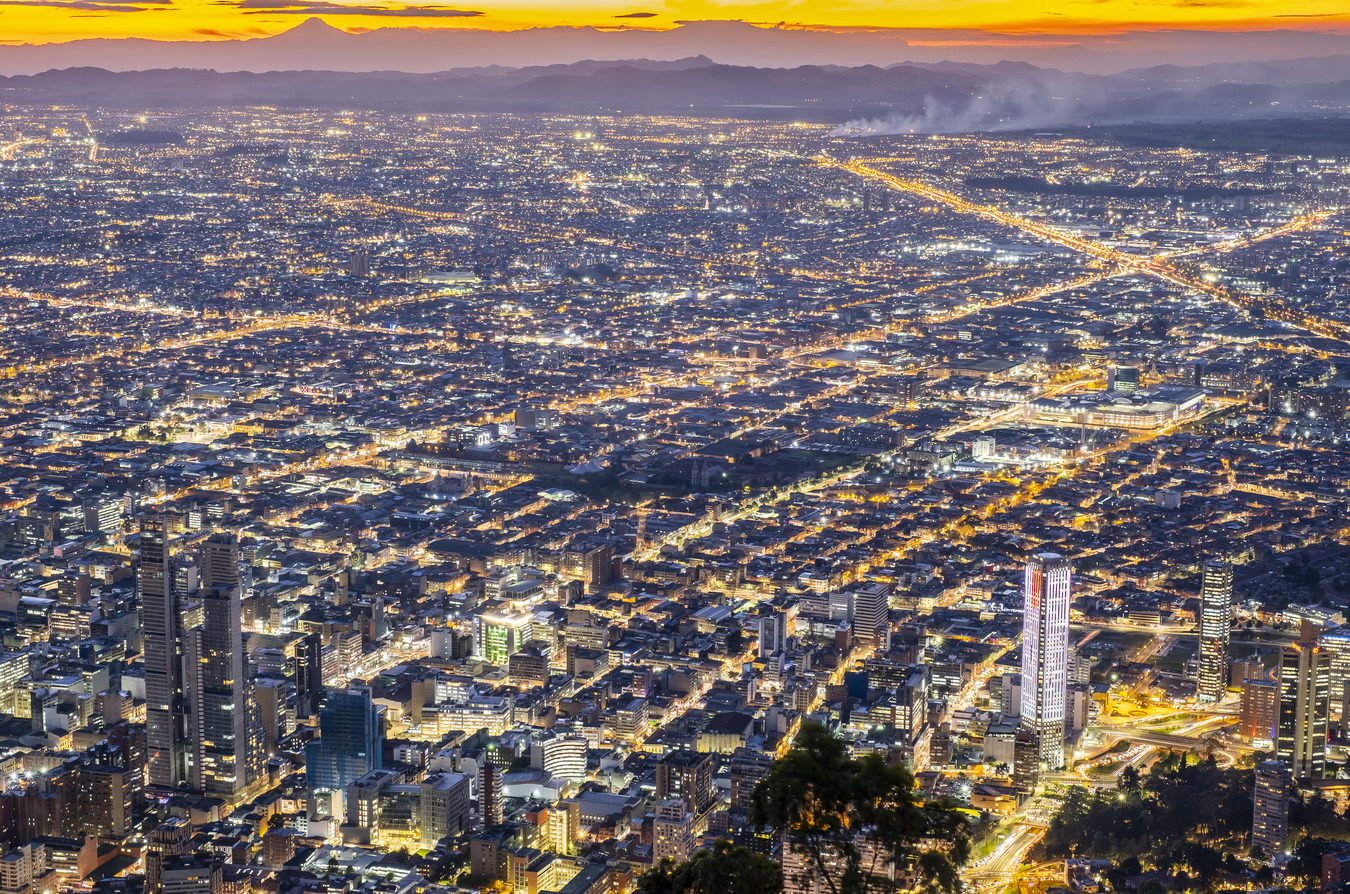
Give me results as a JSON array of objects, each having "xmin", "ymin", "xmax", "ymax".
[{"xmin": 4, "ymin": 0, "xmax": 1350, "ymax": 45}]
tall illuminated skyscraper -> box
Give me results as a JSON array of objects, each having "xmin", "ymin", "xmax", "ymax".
[
  {"xmin": 1317, "ymin": 625, "xmax": 1350, "ymax": 721},
  {"xmin": 143, "ymin": 513, "xmax": 192, "ymax": 792},
  {"xmin": 196, "ymin": 533, "xmax": 266, "ymax": 802},
  {"xmin": 1278, "ymin": 621, "xmax": 1330, "ymax": 780},
  {"xmin": 1020, "ymin": 552, "xmax": 1071, "ymax": 769},
  {"xmin": 1197, "ymin": 559, "xmax": 1234, "ymax": 702},
  {"xmin": 142, "ymin": 521, "xmax": 264, "ymax": 802}
]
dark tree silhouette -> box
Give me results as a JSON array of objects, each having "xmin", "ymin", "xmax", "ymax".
[
  {"xmin": 637, "ymin": 840, "xmax": 782, "ymax": 894},
  {"xmin": 750, "ymin": 722, "xmax": 970, "ymax": 894}
]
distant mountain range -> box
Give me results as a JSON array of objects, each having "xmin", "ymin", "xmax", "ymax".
[
  {"xmin": 4, "ymin": 41, "xmax": 1350, "ymax": 133},
  {"xmin": 4, "ymin": 18, "xmax": 1350, "ymax": 77}
]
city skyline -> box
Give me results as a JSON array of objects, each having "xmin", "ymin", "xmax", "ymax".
[{"xmin": 0, "ymin": 56, "xmax": 1348, "ymax": 894}]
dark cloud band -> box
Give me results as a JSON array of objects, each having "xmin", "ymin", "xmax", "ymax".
[
  {"xmin": 0, "ymin": 0, "xmax": 170, "ymax": 10},
  {"xmin": 235, "ymin": 0, "xmax": 481, "ymax": 15}
]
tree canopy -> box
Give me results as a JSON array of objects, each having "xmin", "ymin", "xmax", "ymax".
[
  {"xmin": 1035, "ymin": 752, "xmax": 1252, "ymax": 877},
  {"xmin": 637, "ymin": 840, "xmax": 783, "ymax": 894},
  {"xmin": 1035, "ymin": 751, "xmax": 1350, "ymax": 891},
  {"xmin": 749, "ymin": 722, "xmax": 971, "ymax": 894}
]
